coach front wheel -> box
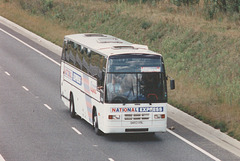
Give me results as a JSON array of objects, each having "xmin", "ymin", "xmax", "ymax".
[{"xmin": 93, "ymin": 112, "xmax": 102, "ymax": 135}]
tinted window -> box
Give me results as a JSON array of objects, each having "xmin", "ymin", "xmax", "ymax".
[
  {"xmin": 68, "ymin": 41, "xmax": 76, "ymax": 65},
  {"xmin": 62, "ymin": 40, "xmax": 107, "ymax": 86},
  {"xmin": 61, "ymin": 40, "xmax": 67, "ymax": 60},
  {"xmin": 90, "ymin": 51, "xmax": 107, "ymax": 86},
  {"xmin": 76, "ymin": 44, "xmax": 83, "ymax": 69},
  {"xmin": 82, "ymin": 47, "xmax": 90, "ymax": 73},
  {"xmin": 105, "ymin": 72, "xmax": 167, "ymax": 103},
  {"xmin": 107, "ymin": 54, "xmax": 162, "ymax": 73}
]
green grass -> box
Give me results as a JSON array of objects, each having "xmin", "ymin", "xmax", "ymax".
[
  {"xmin": 162, "ymin": 29, "xmax": 240, "ymax": 105},
  {"xmin": 1, "ymin": 0, "xmax": 239, "ymax": 140}
]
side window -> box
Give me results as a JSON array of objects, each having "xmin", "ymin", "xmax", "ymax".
[
  {"xmin": 61, "ymin": 40, "xmax": 67, "ymax": 61},
  {"xmin": 75, "ymin": 44, "xmax": 83, "ymax": 70},
  {"xmin": 100, "ymin": 56, "xmax": 107, "ymax": 87},
  {"xmin": 90, "ymin": 51, "xmax": 107, "ymax": 87},
  {"xmin": 90, "ymin": 51, "xmax": 99, "ymax": 76},
  {"xmin": 82, "ymin": 47, "xmax": 91, "ymax": 74},
  {"xmin": 68, "ymin": 41, "xmax": 76, "ymax": 66},
  {"xmin": 65, "ymin": 41, "xmax": 71, "ymax": 62},
  {"xmin": 90, "ymin": 51, "xmax": 101, "ymax": 81}
]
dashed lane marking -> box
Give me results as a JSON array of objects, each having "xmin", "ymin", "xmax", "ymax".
[
  {"xmin": 4, "ymin": 71, "xmax": 10, "ymax": 76},
  {"xmin": 44, "ymin": 104, "xmax": 52, "ymax": 110},
  {"xmin": 22, "ymin": 86, "xmax": 29, "ymax": 92},
  {"xmin": 71, "ymin": 127, "xmax": 82, "ymax": 135}
]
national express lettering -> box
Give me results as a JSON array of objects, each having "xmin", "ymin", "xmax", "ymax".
[{"xmin": 111, "ymin": 107, "xmax": 164, "ymax": 113}]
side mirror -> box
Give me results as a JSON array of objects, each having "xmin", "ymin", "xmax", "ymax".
[{"xmin": 170, "ymin": 79, "xmax": 175, "ymax": 90}]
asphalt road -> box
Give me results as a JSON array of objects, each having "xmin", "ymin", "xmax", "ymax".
[{"xmin": 0, "ymin": 21, "xmax": 239, "ymax": 161}]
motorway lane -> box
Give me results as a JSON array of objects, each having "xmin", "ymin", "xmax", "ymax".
[
  {"xmin": 0, "ymin": 27, "xmax": 109, "ymax": 161},
  {"xmin": 0, "ymin": 22, "xmax": 239, "ymax": 161},
  {"xmin": 0, "ymin": 67, "xmax": 106, "ymax": 161}
]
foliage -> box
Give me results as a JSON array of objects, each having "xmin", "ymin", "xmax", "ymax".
[
  {"xmin": 171, "ymin": 0, "xmax": 200, "ymax": 6},
  {"xmin": 203, "ymin": 0, "xmax": 240, "ymax": 19},
  {"xmin": 19, "ymin": 0, "xmax": 53, "ymax": 14},
  {"xmin": 109, "ymin": 0, "xmax": 240, "ymax": 21},
  {"xmin": 141, "ymin": 21, "xmax": 152, "ymax": 30}
]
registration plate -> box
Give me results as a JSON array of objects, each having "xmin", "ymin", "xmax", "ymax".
[{"xmin": 130, "ymin": 121, "xmax": 143, "ymax": 124}]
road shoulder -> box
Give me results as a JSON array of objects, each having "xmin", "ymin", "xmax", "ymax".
[{"xmin": 168, "ymin": 104, "xmax": 240, "ymax": 158}]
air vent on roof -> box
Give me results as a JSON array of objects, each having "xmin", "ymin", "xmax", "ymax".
[
  {"xmin": 98, "ymin": 38, "xmax": 123, "ymax": 43},
  {"xmin": 132, "ymin": 44, "xmax": 148, "ymax": 50},
  {"xmin": 112, "ymin": 44, "xmax": 148, "ymax": 50},
  {"xmin": 112, "ymin": 46, "xmax": 134, "ymax": 50},
  {"xmin": 84, "ymin": 33, "xmax": 106, "ymax": 37}
]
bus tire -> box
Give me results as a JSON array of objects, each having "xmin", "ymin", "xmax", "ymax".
[
  {"xmin": 70, "ymin": 95, "xmax": 76, "ymax": 118},
  {"xmin": 93, "ymin": 112, "xmax": 102, "ymax": 135}
]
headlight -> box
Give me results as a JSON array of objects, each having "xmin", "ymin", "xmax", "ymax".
[
  {"xmin": 108, "ymin": 115, "xmax": 120, "ymax": 120},
  {"xmin": 154, "ymin": 114, "xmax": 165, "ymax": 119}
]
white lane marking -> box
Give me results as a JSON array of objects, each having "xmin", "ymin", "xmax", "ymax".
[
  {"xmin": 22, "ymin": 86, "xmax": 29, "ymax": 91},
  {"xmin": 108, "ymin": 158, "xmax": 115, "ymax": 161},
  {"xmin": 71, "ymin": 127, "xmax": 82, "ymax": 135},
  {"xmin": 0, "ymin": 28, "xmax": 60, "ymax": 66},
  {"xmin": 4, "ymin": 71, "xmax": 10, "ymax": 76},
  {"xmin": 44, "ymin": 104, "xmax": 52, "ymax": 110},
  {"xmin": 0, "ymin": 154, "xmax": 5, "ymax": 161},
  {"xmin": 167, "ymin": 129, "xmax": 221, "ymax": 161}
]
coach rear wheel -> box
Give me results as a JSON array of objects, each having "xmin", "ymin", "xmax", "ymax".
[{"xmin": 70, "ymin": 96, "xmax": 76, "ymax": 118}]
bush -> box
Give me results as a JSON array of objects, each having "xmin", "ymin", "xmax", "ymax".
[
  {"xmin": 141, "ymin": 21, "xmax": 152, "ymax": 30},
  {"xmin": 212, "ymin": 120, "xmax": 228, "ymax": 132},
  {"xmin": 19, "ymin": 0, "xmax": 53, "ymax": 15},
  {"xmin": 171, "ymin": 0, "xmax": 199, "ymax": 6},
  {"xmin": 42, "ymin": 0, "xmax": 53, "ymax": 14},
  {"xmin": 204, "ymin": 0, "xmax": 218, "ymax": 20},
  {"xmin": 204, "ymin": 0, "xmax": 240, "ymax": 19}
]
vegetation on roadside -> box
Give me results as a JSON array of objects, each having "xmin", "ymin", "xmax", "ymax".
[{"xmin": 0, "ymin": 0, "xmax": 239, "ymax": 140}]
